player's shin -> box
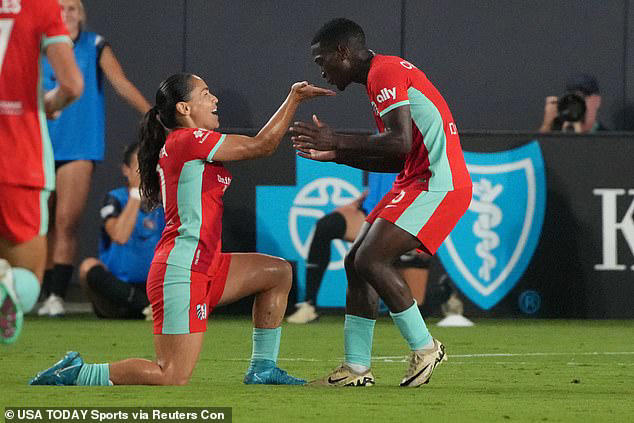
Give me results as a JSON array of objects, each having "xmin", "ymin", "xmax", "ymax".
[
  {"xmin": 389, "ymin": 301, "xmax": 433, "ymax": 351},
  {"xmin": 247, "ymin": 326, "xmax": 281, "ymax": 372},
  {"xmin": 244, "ymin": 327, "xmax": 305, "ymax": 385},
  {"xmin": 76, "ymin": 363, "xmax": 111, "ymax": 386},
  {"xmin": 343, "ymin": 314, "xmax": 375, "ymax": 373}
]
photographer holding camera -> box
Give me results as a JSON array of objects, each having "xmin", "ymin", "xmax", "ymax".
[{"xmin": 539, "ymin": 73, "xmax": 607, "ymax": 133}]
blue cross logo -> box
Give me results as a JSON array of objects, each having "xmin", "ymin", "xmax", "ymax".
[{"xmin": 256, "ymin": 157, "xmax": 364, "ymax": 306}]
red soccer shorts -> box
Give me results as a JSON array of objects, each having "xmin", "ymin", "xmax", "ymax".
[
  {"xmin": 147, "ymin": 253, "xmax": 231, "ymax": 335},
  {"xmin": 366, "ymin": 185, "xmax": 472, "ymax": 255},
  {"xmin": 0, "ymin": 184, "xmax": 50, "ymax": 244}
]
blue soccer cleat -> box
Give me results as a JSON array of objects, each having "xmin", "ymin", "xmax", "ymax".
[
  {"xmin": 0, "ymin": 260, "xmax": 23, "ymax": 345},
  {"xmin": 244, "ymin": 366, "xmax": 306, "ymax": 385},
  {"xmin": 29, "ymin": 351, "xmax": 84, "ymax": 386}
]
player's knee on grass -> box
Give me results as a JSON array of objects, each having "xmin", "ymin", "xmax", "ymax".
[
  {"xmin": 165, "ymin": 373, "xmax": 190, "ymax": 386},
  {"xmin": 156, "ymin": 360, "xmax": 194, "ymax": 386}
]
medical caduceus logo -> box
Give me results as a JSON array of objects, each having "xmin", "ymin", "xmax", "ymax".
[
  {"xmin": 436, "ymin": 141, "xmax": 546, "ymax": 310},
  {"xmin": 470, "ymin": 179, "xmax": 504, "ymax": 282},
  {"xmin": 256, "ymin": 158, "xmax": 364, "ymax": 307}
]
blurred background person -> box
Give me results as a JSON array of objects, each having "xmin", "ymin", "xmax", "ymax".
[
  {"xmin": 0, "ymin": 0, "xmax": 83, "ymax": 344},
  {"xmin": 38, "ymin": 0, "xmax": 151, "ymax": 317},
  {"xmin": 539, "ymin": 73, "xmax": 607, "ymax": 134},
  {"xmin": 287, "ymin": 172, "xmax": 433, "ymax": 324},
  {"xmin": 78, "ymin": 143, "xmax": 163, "ymax": 320}
]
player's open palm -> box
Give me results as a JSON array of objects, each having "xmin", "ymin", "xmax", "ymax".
[
  {"xmin": 291, "ymin": 81, "xmax": 336, "ymax": 102},
  {"xmin": 295, "ymin": 147, "xmax": 337, "ymax": 162},
  {"xmin": 290, "ymin": 114, "xmax": 336, "ymax": 151}
]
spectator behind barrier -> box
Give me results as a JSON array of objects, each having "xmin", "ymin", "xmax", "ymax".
[
  {"xmin": 38, "ymin": 0, "xmax": 151, "ymax": 318},
  {"xmin": 539, "ymin": 73, "xmax": 608, "ymax": 134},
  {"xmin": 287, "ymin": 172, "xmax": 459, "ymax": 324},
  {"xmin": 78, "ymin": 143, "xmax": 164, "ymax": 319}
]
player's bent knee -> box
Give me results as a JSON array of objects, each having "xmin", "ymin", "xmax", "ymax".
[
  {"xmin": 276, "ymin": 259, "xmax": 293, "ymax": 292},
  {"xmin": 344, "ymin": 249, "xmax": 357, "ymax": 273},
  {"xmin": 157, "ymin": 374, "xmax": 189, "ymax": 386},
  {"xmin": 155, "ymin": 362, "xmax": 192, "ymax": 386},
  {"xmin": 79, "ymin": 258, "xmax": 100, "ymax": 282},
  {"xmin": 353, "ymin": 252, "xmax": 382, "ymax": 284}
]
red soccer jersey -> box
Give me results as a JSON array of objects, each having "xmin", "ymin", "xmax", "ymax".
[
  {"xmin": 152, "ymin": 128, "xmax": 232, "ymax": 276},
  {"xmin": 0, "ymin": 0, "xmax": 71, "ymax": 189},
  {"xmin": 366, "ymin": 54, "xmax": 471, "ymax": 192}
]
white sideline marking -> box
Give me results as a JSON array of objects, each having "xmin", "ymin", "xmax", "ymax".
[
  {"xmin": 225, "ymin": 351, "xmax": 634, "ymax": 362},
  {"xmin": 378, "ymin": 352, "xmax": 634, "ymax": 359}
]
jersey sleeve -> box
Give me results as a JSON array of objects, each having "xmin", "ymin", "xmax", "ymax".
[
  {"xmin": 100, "ymin": 193, "xmax": 122, "ymax": 224},
  {"xmin": 368, "ymin": 63, "xmax": 410, "ymax": 117},
  {"xmin": 178, "ymin": 129, "xmax": 228, "ymax": 162},
  {"xmin": 95, "ymin": 34, "xmax": 110, "ymax": 62},
  {"xmin": 39, "ymin": 0, "xmax": 72, "ymax": 51}
]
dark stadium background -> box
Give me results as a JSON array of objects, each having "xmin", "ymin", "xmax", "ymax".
[{"xmin": 71, "ymin": 1, "xmax": 634, "ymax": 315}]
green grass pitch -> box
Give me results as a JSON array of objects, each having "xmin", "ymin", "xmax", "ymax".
[{"xmin": 2, "ymin": 315, "xmax": 633, "ymax": 422}]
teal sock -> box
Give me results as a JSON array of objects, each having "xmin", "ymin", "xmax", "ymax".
[
  {"xmin": 343, "ymin": 314, "xmax": 375, "ymax": 367},
  {"xmin": 76, "ymin": 363, "xmax": 110, "ymax": 386},
  {"xmin": 13, "ymin": 267, "xmax": 40, "ymax": 312},
  {"xmin": 248, "ymin": 327, "xmax": 281, "ymax": 372},
  {"xmin": 390, "ymin": 301, "xmax": 432, "ymax": 350}
]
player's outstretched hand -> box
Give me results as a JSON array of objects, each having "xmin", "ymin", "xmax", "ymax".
[
  {"xmin": 291, "ymin": 81, "xmax": 336, "ymax": 102},
  {"xmin": 290, "ymin": 114, "xmax": 336, "ymax": 151},
  {"xmin": 295, "ymin": 147, "xmax": 337, "ymax": 162}
]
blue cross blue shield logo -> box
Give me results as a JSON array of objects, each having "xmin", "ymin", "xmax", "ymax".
[
  {"xmin": 436, "ymin": 140, "xmax": 546, "ymax": 309},
  {"xmin": 256, "ymin": 158, "xmax": 363, "ymax": 306}
]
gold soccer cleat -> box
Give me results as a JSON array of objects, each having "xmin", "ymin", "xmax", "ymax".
[
  {"xmin": 309, "ymin": 364, "xmax": 375, "ymax": 387},
  {"xmin": 399, "ymin": 338, "xmax": 447, "ymax": 387}
]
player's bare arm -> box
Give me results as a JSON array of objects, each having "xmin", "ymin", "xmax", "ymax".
[
  {"xmin": 104, "ymin": 199, "xmax": 141, "ymax": 245},
  {"xmin": 335, "ymin": 154, "xmax": 405, "ymax": 172},
  {"xmin": 43, "ymin": 41, "xmax": 84, "ymax": 117},
  {"xmin": 212, "ymin": 82, "xmax": 334, "ymax": 162},
  {"xmin": 99, "ymin": 45, "xmax": 151, "ymax": 114},
  {"xmin": 295, "ymin": 145, "xmax": 405, "ymax": 172},
  {"xmin": 291, "ymin": 106, "xmax": 412, "ymax": 157}
]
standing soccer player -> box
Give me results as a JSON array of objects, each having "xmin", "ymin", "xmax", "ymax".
[
  {"xmin": 0, "ymin": 0, "xmax": 83, "ymax": 344},
  {"xmin": 291, "ymin": 18, "xmax": 472, "ymax": 387}
]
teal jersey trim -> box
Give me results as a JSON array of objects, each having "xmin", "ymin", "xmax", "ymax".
[
  {"xmin": 161, "ymin": 265, "xmax": 192, "ymax": 334},
  {"xmin": 407, "ymin": 87, "xmax": 454, "ymax": 191},
  {"xmin": 37, "ymin": 56, "xmax": 55, "ymax": 191},
  {"xmin": 166, "ymin": 160, "xmax": 205, "ymax": 269},
  {"xmin": 379, "ymin": 100, "xmax": 410, "ymax": 117},
  {"xmin": 39, "ymin": 190, "xmax": 51, "ymax": 236},
  {"xmin": 41, "ymin": 35, "xmax": 72, "ymax": 51},
  {"xmin": 395, "ymin": 190, "xmax": 448, "ymax": 236},
  {"xmin": 207, "ymin": 134, "xmax": 227, "ymax": 162}
]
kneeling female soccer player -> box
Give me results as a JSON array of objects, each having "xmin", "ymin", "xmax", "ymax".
[{"xmin": 29, "ymin": 73, "xmax": 334, "ymax": 386}]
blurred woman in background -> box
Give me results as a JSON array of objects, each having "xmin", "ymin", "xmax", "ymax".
[{"xmin": 39, "ymin": 0, "xmax": 150, "ymax": 317}]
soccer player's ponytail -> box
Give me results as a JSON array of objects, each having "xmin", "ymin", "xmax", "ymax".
[
  {"xmin": 138, "ymin": 107, "xmax": 165, "ymax": 209},
  {"xmin": 138, "ymin": 73, "xmax": 194, "ymax": 209}
]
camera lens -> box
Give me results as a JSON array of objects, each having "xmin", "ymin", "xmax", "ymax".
[{"xmin": 557, "ymin": 93, "xmax": 586, "ymax": 122}]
